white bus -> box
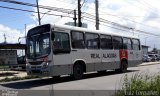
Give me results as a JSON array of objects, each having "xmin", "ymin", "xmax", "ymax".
[{"xmin": 26, "ymin": 24, "xmax": 142, "ymax": 79}]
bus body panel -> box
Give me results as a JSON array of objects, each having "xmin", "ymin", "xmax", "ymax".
[
  {"xmin": 50, "ymin": 27, "xmax": 73, "ymax": 76},
  {"xmin": 83, "ymin": 49, "xmax": 101, "ymax": 72},
  {"xmin": 99, "ymin": 50, "xmax": 120, "ymax": 71}
]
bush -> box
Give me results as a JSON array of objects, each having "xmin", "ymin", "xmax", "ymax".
[{"xmin": 115, "ymin": 72, "xmax": 160, "ymax": 96}]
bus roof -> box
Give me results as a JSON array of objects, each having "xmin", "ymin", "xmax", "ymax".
[{"xmin": 51, "ymin": 24, "xmax": 138, "ymax": 39}]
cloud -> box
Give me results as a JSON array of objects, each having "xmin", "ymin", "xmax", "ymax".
[
  {"xmin": 32, "ymin": 0, "xmax": 160, "ymax": 49},
  {"xmin": 1, "ymin": 0, "xmax": 160, "ymax": 50},
  {"xmin": 0, "ymin": 24, "xmax": 24, "ymax": 43},
  {"xmin": 31, "ymin": 0, "xmax": 76, "ymax": 25}
]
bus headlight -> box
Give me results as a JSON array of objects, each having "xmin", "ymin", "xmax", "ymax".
[
  {"xmin": 43, "ymin": 62, "xmax": 49, "ymax": 69},
  {"xmin": 26, "ymin": 63, "xmax": 30, "ymax": 69}
]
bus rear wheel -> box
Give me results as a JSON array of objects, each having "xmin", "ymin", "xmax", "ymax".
[
  {"xmin": 73, "ymin": 64, "xmax": 84, "ymax": 80},
  {"xmin": 115, "ymin": 61, "xmax": 127, "ymax": 73}
]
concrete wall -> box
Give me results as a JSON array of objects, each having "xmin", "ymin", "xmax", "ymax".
[
  {"xmin": 142, "ymin": 45, "xmax": 149, "ymax": 55},
  {"xmin": 0, "ymin": 50, "xmax": 17, "ymax": 64}
]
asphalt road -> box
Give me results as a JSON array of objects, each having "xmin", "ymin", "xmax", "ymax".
[{"xmin": 0, "ymin": 64, "xmax": 160, "ymax": 96}]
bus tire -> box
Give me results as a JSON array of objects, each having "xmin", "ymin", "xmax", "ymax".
[
  {"xmin": 73, "ymin": 63, "xmax": 84, "ymax": 80},
  {"xmin": 115, "ymin": 60, "xmax": 127, "ymax": 73}
]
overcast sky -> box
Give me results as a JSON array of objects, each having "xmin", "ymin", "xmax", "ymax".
[{"xmin": 0, "ymin": 0, "xmax": 160, "ymax": 50}]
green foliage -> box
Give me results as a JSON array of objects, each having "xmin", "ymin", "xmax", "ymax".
[
  {"xmin": 0, "ymin": 65, "xmax": 9, "ymax": 69},
  {"xmin": 115, "ymin": 72, "xmax": 160, "ymax": 96}
]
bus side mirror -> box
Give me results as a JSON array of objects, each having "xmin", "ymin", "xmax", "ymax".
[{"xmin": 51, "ymin": 32, "xmax": 54, "ymax": 41}]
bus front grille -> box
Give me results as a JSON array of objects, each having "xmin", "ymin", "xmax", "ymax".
[
  {"xmin": 29, "ymin": 61, "xmax": 43, "ymax": 65},
  {"xmin": 31, "ymin": 70, "xmax": 41, "ymax": 73}
]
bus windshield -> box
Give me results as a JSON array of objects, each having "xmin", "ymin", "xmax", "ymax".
[{"xmin": 27, "ymin": 33, "xmax": 50, "ymax": 59}]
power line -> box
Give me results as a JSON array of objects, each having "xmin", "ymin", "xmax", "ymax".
[
  {"xmin": 55, "ymin": 0, "xmax": 76, "ymax": 5},
  {"xmin": 84, "ymin": 18, "xmax": 133, "ymax": 33},
  {"xmin": 82, "ymin": 4, "xmax": 160, "ymax": 31},
  {"xmin": 0, "ymin": 4, "xmax": 158, "ymax": 37},
  {"xmin": 136, "ymin": 0, "xmax": 157, "ymax": 11},
  {"xmin": 82, "ymin": 13, "xmax": 132, "ymax": 30},
  {"xmin": 100, "ymin": 13, "xmax": 160, "ymax": 30},
  {"xmin": 54, "ymin": 0, "xmax": 77, "ymax": 9},
  {"xmin": 0, "ymin": 0, "xmax": 138, "ymax": 30},
  {"xmin": 1, "ymin": 0, "xmax": 160, "ymax": 37},
  {"xmin": 82, "ymin": 14, "xmax": 160, "ymax": 37},
  {"xmin": 0, "ymin": 0, "xmax": 74, "ymax": 14},
  {"xmin": 1, "ymin": 5, "xmax": 160, "ymax": 37},
  {"xmin": 87, "ymin": 13, "xmax": 146, "ymax": 18},
  {"xmin": 0, "ymin": 5, "xmax": 73, "ymax": 18},
  {"xmin": 128, "ymin": 0, "xmax": 160, "ymax": 14},
  {"xmin": 81, "ymin": 0, "xmax": 88, "ymax": 8}
]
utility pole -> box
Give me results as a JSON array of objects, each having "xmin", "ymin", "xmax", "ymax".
[
  {"xmin": 25, "ymin": 24, "xmax": 27, "ymax": 38},
  {"xmin": 36, "ymin": 0, "xmax": 41, "ymax": 25},
  {"xmin": 95, "ymin": 0, "xmax": 99, "ymax": 30},
  {"xmin": 73, "ymin": 10, "xmax": 77, "ymax": 26},
  {"xmin": 3, "ymin": 33, "xmax": 7, "ymax": 43},
  {"xmin": 78, "ymin": 0, "xmax": 82, "ymax": 27}
]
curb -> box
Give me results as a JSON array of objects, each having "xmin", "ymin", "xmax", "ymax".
[{"xmin": 139, "ymin": 62, "xmax": 160, "ymax": 66}]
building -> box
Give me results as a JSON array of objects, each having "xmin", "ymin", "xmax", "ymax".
[
  {"xmin": 0, "ymin": 50, "xmax": 17, "ymax": 64},
  {"xmin": 141, "ymin": 45, "xmax": 150, "ymax": 55},
  {"xmin": 0, "ymin": 43, "xmax": 26, "ymax": 65}
]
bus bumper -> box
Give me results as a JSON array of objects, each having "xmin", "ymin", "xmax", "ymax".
[{"xmin": 26, "ymin": 64, "xmax": 51, "ymax": 76}]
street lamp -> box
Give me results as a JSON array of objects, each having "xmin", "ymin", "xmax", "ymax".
[
  {"xmin": 18, "ymin": 37, "xmax": 25, "ymax": 44},
  {"xmin": 144, "ymin": 37, "xmax": 149, "ymax": 46},
  {"xmin": 130, "ymin": 28, "xmax": 135, "ymax": 36},
  {"xmin": 40, "ymin": 10, "xmax": 51, "ymax": 20},
  {"xmin": 32, "ymin": 10, "xmax": 51, "ymax": 25}
]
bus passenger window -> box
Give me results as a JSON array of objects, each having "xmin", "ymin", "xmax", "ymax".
[
  {"xmin": 112, "ymin": 36, "xmax": 123, "ymax": 49},
  {"xmin": 123, "ymin": 38, "xmax": 132, "ymax": 50},
  {"xmin": 100, "ymin": 35, "xmax": 113, "ymax": 49},
  {"xmin": 86, "ymin": 33, "xmax": 99, "ymax": 49},
  {"xmin": 71, "ymin": 31, "xmax": 85, "ymax": 49},
  {"xmin": 132, "ymin": 39, "xmax": 140, "ymax": 50},
  {"xmin": 53, "ymin": 32, "xmax": 70, "ymax": 53}
]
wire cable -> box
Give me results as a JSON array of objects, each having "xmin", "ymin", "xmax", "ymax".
[
  {"xmin": 0, "ymin": 5, "xmax": 73, "ymax": 18},
  {"xmin": 1, "ymin": 0, "xmax": 160, "ymax": 37}
]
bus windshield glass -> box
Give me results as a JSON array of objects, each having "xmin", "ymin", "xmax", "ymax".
[{"xmin": 27, "ymin": 33, "xmax": 50, "ymax": 59}]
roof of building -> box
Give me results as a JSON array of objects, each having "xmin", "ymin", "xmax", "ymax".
[
  {"xmin": 142, "ymin": 45, "xmax": 150, "ymax": 48},
  {"xmin": 0, "ymin": 43, "xmax": 26, "ymax": 49}
]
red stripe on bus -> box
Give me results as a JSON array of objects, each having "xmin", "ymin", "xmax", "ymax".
[{"xmin": 119, "ymin": 50, "xmax": 128, "ymax": 60}]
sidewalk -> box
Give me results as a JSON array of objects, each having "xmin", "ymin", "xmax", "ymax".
[
  {"xmin": 0, "ymin": 70, "xmax": 27, "ymax": 80},
  {"xmin": 140, "ymin": 61, "xmax": 160, "ymax": 66},
  {"xmin": 0, "ymin": 62, "xmax": 159, "ymax": 81}
]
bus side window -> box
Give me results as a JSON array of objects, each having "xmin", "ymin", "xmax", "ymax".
[
  {"xmin": 123, "ymin": 38, "xmax": 132, "ymax": 50},
  {"xmin": 100, "ymin": 34, "xmax": 113, "ymax": 49},
  {"xmin": 132, "ymin": 39, "xmax": 140, "ymax": 50},
  {"xmin": 53, "ymin": 32, "xmax": 70, "ymax": 53},
  {"xmin": 71, "ymin": 31, "xmax": 85, "ymax": 49},
  {"xmin": 86, "ymin": 33, "xmax": 100, "ymax": 49},
  {"xmin": 112, "ymin": 36, "xmax": 123, "ymax": 49}
]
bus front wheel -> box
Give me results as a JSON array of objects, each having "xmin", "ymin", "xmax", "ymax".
[{"xmin": 73, "ymin": 64, "xmax": 84, "ymax": 80}]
